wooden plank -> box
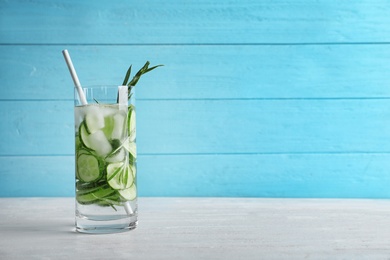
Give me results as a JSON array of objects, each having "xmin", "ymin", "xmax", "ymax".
[
  {"xmin": 1, "ymin": 99, "xmax": 389, "ymax": 156},
  {"xmin": 0, "ymin": 156, "xmax": 74, "ymax": 197},
  {"xmin": 138, "ymin": 153, "xmax": 390, "ymax": 198},
  {"xmin": 1, "ymin": 44, "xmax": 390, "ymax": 100},
  {"xmin": 128, "ymin": 99, "xmax": 390, "ymax": 154},
  {"xmin": 1, "ymin": 154, "xmax": 389, "ymax": 198},
  {"xmin": 0, "ymin": 101, "xmax": 74, "ymax": 155},
  {"xmin": 1, "ymin": 0, "xmax": 390, "ymax": 44}
]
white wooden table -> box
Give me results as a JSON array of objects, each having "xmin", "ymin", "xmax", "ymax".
[{"xmin": 0, "ymin": 198, "xmax": 389, "ymax": 259}]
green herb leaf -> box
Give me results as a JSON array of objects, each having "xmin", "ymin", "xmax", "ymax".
[
  {"xmin": 122, "ymin": 65, "xmax": 132, "ymax": 86},
  {"xmin": 121, "ymin": 61, "xmax": 163, "ymax": 100}
]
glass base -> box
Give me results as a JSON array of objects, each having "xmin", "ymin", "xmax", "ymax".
[
  {"xmin": 76, "ymin": 215, "xmax": 137, "ymax": 234},
  {"xmin": 75, "ymin": 201, "xmax": 138, "ymax": 234}
]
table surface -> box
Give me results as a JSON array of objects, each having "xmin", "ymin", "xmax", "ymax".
[{"xmin": 0, "ymin": 198, "xmax": 389, "ymax": 259}]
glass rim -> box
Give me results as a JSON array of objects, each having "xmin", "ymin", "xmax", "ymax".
[
  {"xmin": 74, "ymin": 85, "xmax": 134, "ymax": 106},
  {"xmin": 79, "ymin": 84, "xmax": 130, "ymax": 89}
]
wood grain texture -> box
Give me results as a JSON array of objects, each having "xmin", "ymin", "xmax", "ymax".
[
  {"xmin": 1, "ymin": 0, "xmax": 390, "ymax": 44},
  {"xmin": 137, "ymin": 99, "xmax": 390, "ymax": 154},
  {"xmin": 0, "ymin": 156, "xmax": 74, "ymax": 197},
  {"xmin": 0, "ymin": 0, "xmax": 389, "ymax": 198},
  {"xmin": 1, "ymin": 99, "xmax": 389, "ymax": 155},
  {"xmin": 1, "ymin": 153, "xmax": 389, "ymax": 198},
  {"xmin": 1, "ymin": 45, "xmax": 390, "ymax": 100}
]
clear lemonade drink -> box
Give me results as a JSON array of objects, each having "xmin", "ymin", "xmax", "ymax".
[{"xmin": 74, "ymin": 86, "xmax": 137, "ymax": 233}]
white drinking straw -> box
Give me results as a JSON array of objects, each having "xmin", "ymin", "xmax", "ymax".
[
  {"xmin": 118, "ymin": 85, "xmax": 134, "ymax": 215},
  {"xmin": 62, "ymin": 49, "xmax": 88, "ymax": 105}
]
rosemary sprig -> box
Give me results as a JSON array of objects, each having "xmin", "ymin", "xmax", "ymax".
[{"xmin": 122, "ymin": 61, "xmax": 163, "ymax": 99}]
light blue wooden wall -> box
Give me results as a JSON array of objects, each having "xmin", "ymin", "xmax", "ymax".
[{"xmin": 1, "ymin": 0, "xmax": 390, "ymax": 198}]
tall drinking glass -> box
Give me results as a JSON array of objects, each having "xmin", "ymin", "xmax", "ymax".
[{"xmin": 74, "ymin": 85, "xmax": 137, "ymax": 233}]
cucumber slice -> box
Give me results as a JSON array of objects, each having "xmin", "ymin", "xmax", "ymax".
[
  {"xmin": 102, "ymin": 115, "xmax": 114, "ymax": 139},
  {"xmin": 76, "ymin": 179, "xmax": 106, "ymax": 191},
  {"xmin": 128, "ymin": 106, "xmax": 136, "ymax": 142},
  {"xmin": 76, "ymin": 154, "xmax": 101, "ymax": 182},
  {"xmin": 123, "ymin": 137, "xmax": 137, "ymax": 158},
  {"xmin": 111, "ymin": 112, "xmax": 126, "ymax": 140},
  {"xmin": 79, "ymin": 123, "xmax": 112, "ymax": 157},
  {"xmin": 107, "ymin": 162, "xmax": 134, "ymax": 190},
  {"xmin": 77, "ymin": 148, "xmax": 92, "ymax": 157},
  {"xmin": 106, "ymin": 147, "xmax": 126, "ymax": 163},
  {"xmin": 76, "ymin": 184, "xmax": 101, "ymax": 196},
  {"xmin": 75, "ymin": 134, "xmax": 81, "ymax": 149},
  {"xmin": 79, "ymin": 123, "xmax": 92, "ymax": 149},
  {"xmin": 77, "ymin": 186, "xmax": 116, "ymax": 204},
  {"xmin": 85, "ymin": 106, "xmax": 105, "ymax": 134},
  {"xmin": 130, "ymin": 164, "xmax": 136, "ymax": 178},
  {"xmin": 119, "ymin": 184, "xmax": 137, "ymax": 201}
]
